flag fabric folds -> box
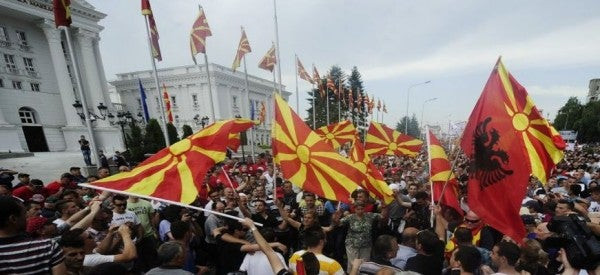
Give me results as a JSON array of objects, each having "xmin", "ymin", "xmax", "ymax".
[
  {"xmin": 297, "ymin": 57, "xmax": 314, "ymax": 84},
  {"xmin": 232, "ymin": 28, "xmax": 251, "ymax": 72},
  {"xmin": 89, "ymin": 119, "xmax": 254, "ymax": 204},
  {"xmin": 365, "ymin": 121, "xmax": 423, "ymax": 157},
  {"xmin": 313, "ymin": 66, "xmax": 324, "ymax": 98},
  {"xmin": 272, "ymin": 94, "xmax": 361, "ymax": 203},
  {"xmin": 383, "ymin": 102, "xmax": 387, "ymax": 113},
  {"xmin": 349, "ymin": 141, "xmax": 395, "ymax": 204},
  {"xmin": 427, "ymin": 130, "xmax": 462, "ymax": 216},
  {"xmin": 227, "ymin": 133, "xmax": 242, "ymax": 152},
  {"xmin": 190, "ymin": 7, "xmax": 212, "ymax": 64},
  {"xmin": 348, "ymin": 89, "xmax": 354, "ymax": 110},
  {"xmin": 53, "ymin": 0, "xmax": 71, "ymax": 27},
  {"xmin": 460, "ymin": 58, "xmax": 565, "ymax": 243},
  {"xmin": 162, "ymin": 84, "xmax": 173, "ymax": 123},
  {"xmin": 138, "ymin": 79, "xmax": 150, "ymax": 123},
  {"xmin": 314, "ymin": 120, "xmax": 357, "ymax": 149},
  {"xmin": 142, "ymin": 0, "xmax": 161, "ymax": 61},
  {"xmin": 258, "ymin": 101, "xmax": 266, "ymax": 124},
  {"xmin": 258, "ymin": 44, "xmax": 277, "ymax": 72},
  {"xmin": 326, "ymin": 77, "xmax": 336, "ymax": 97}
]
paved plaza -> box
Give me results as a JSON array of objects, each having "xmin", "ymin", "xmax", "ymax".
[{"xmin": 0, "ymin": 152, "xmax": 87, "ymax": 184}]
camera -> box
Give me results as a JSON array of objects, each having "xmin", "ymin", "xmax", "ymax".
[{"xmin": 544, "ymin": 214, "xmax": 600, "ymax": 270}]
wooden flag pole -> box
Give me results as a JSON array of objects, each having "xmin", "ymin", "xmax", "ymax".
[
  {"xmin": 143, "ymin": 15, "xmax": 170, "ymax": 146},
  {"xmin": 79, "ymin": 183, "xmax": 263, "ymax": 227}
]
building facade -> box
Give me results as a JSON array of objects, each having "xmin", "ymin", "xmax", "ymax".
[
  {"xmin": 587, "ymin": 78, "xmax": 600, "ymax": 102},
  {"xmin": 110, "ymin": 63, "xmax": 289, "ymax": 147},
  {"xmin": 0, "ymin": 0, "xmax": 122, "ymax": 153}
]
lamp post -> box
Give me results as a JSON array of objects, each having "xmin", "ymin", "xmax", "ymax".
[
  {"xmin": 405, "ymin": 80, "xmax": 431, "ymax": 134},
  {"xmin": 108, "ymin": 111, "xmax": 133, "ymax": 151},
  {"xmin": 420, "ymin": 97, "xmax": 437, "ymax": 132}
]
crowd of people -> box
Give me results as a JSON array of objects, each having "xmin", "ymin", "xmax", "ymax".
[{"xmin": 0, "ymin": 144, "xmax": 599, "ymax": 275}]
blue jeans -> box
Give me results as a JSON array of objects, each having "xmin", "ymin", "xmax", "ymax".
[{"xmin": 82, "ymin": 149, "xmax": 92, "ymax": 166}]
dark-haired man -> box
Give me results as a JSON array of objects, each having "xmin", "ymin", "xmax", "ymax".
[
  {"xmin": 0, "ymin": 196, "xmax": 66, "ymax": 274},
  {"xmin": 46, "ymin": 173, "xmax": 77, "ymax": 196},
  {"xmin": 405, "ymin": 230, "xmax": 444, "ymax": 275},
  {"xmin": 483, "ymin": 241, "xmax": 520, "ymax": 275},
  {"xmin": 450, "ymin": 245, "xmax": 482, "ymax": 275},
  {"xmin": 13, "ymin": 178, "xmax": 49, "ymax": 202},
  {"xmin": 289, "ymin": 227, "xmax": 344, "ymax": 275}
]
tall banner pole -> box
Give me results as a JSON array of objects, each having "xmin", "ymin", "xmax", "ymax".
[
  {"xmin": 273, "ymin": 0, "xmax": 283, "ymax": 96},
  {"xmin": 338, "ymin": 94, "xmax": 341, "ymax": 122},
  {"xmin": 203, "ymin": 54, "xmax": 216, "ymax": 123},
  {"xmin": 312, "ymin": 83, "xmax": 316, "ymax": 129},
  {"xmin": 294, "ymin": 55, "xmax": 299, "ymax": 114},
  {"xmin": 143, "ymin": 15, "xmax": 170, "ymax": 146},
  {"xmin": 243, "ymin": 56, "xmax": 255, "ymax": 163},
  {"xmin": 61, "ymin": 27, "xmax": 100, "ymax": 165},
  {"xmin": 326, "ymin": 89, "xmax": 330, "ymax": 125}
]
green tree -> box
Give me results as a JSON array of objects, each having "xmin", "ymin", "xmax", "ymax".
[
  {"xmin": 167, "ymin": 123, "xmax": 179, "ymax": 144},
  {"xmin": 395, "ymin": 114, "xmax": 421, "ymax": 138},
  {"xmin": 347, "ymin": 66, "xmax": 368, "ymax": 141},
  {"xmin": 181, "ymin": 124, "xmax": 193, "ymax": 139},
  {"xmin": 575, "ymin": 100, "xmax": 600, "ymax": 143},
  {"xmin": 553, "ymin": 97, "xmax": 583, "ymax": 131},
  {"xmin": 126, "ymin": 122, "xmax": 145, "ymax": 163},
  {"xmin": 143, "ymin": 119, "xmax": 166, "ymax": 154},
  {"xmin": 305, "ymin": 65, "xmax": 348, "ymax": 129}
]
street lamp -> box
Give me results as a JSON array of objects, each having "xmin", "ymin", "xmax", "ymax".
[
  {"xmin": 72, "ymin": 100, "xmax": 110, "ymax": 121},
  {"xmin": 405, "ymin": 80, "xmax": 431, "ymax": 134},
  {"xmin": 108, "ymin": 111, "xmax": 133, "ymax": 151},
  {"xmin": 420, "ymin": 97, "xmax": 437, "ymax": 131}
]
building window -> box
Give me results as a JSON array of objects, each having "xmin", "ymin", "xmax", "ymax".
[
  {"xmin": 30, "ymin": 83, "xmax": 40, "ymax": 92},
  {"xmin": 18, "ymin": 107, "xmax": 36, "ymax": 124},
  {"xmin": 0, "ymin": 78, "xmax": 3, "ymax": 88},
  {"xmin": 232, "ymin": 96, "xmax": 238, "ymax": 107},
  {"xmin": 170, "ymin": 96, "xmax": 177, "ymax": 107},
  {"xmin": 0, "ymin": 26, "xmax": 9, "ymax": 48},
  {"xmin": 136, "ymin": 98, "xmax": 142, "ymax": 110},
  {"xmin": 155, "ymin": 97, "xmax": 160, "ymax": 108},
  {"xmin": 192, "ymin": 94, "xmax": 198, "ymax": 107},
  {"xmin": 23, "ymin": 58, "xmax": 36, "ymax": 77},
  {"xmin": 12, "ymin": 80, "xmax": 22, "ymax": 90},
  {"xmin": 4, "ymin": 54, "xmax": 17, "ymax": 73},
  {"xmin": 175, "ymin": 115, "xmax": 180, "ymax": 124}
]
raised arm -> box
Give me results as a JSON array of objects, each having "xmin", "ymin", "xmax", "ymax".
[{"xmin": 241, "ymin": 218, "xmax": 288, "ymax": 274}]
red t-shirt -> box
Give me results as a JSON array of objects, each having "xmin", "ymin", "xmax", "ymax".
[
  {"xmin": 12, "ymin": 186, "xmax": 49, "ymax": 202},
  {"xmin": 45, "ymin": 180, "xmax": 77, "ymax": 195}
]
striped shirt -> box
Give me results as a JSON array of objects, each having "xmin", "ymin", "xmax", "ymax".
[{"xmin": 0, "ymin": 235, "xmax": 64, "ymax": 274}]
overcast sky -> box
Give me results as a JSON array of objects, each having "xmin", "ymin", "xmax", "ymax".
[{"xmin": 89, "ymin": 0, "xmax": 600, "ymax": 130}]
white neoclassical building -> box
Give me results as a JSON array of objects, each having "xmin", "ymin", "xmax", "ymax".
[
  {"xmin": 0, "ymin": 0, "xmax": 122, "ymax": 153},
  {"xmin": 110, "ymin": 63, "xmax": 290, "ymax": 147}
]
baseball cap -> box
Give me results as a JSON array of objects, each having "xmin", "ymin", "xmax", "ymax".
[{"xmin": 26, "ymin": 216, "xmax": 48, "ymax": 234}]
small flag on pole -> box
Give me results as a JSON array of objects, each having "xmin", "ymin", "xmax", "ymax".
[
  {"xmin": 297, "ymin": 57, "xmax": 314, "ymax": 84},
  {"xmin": 313, "ymin": 65, "xmax": 324, "ymax": 98},
  {"xmin": 162, "ymin": 84, "xmax": 173, "ymax": 123},
  {"xmin": 232, "ymin": 28, "xmax": 251, "ymax": 72},
  {"xmin": 53, "ymin": 0, "xmax": 71, "ymax": 27},
  {"xmin": 141, "ymin": 0, "xmax": 162, "ymax": 61},
  {"xmin": 138, "ymin": 79, "xmax": 150, "ymax": 123},
  {"xmin": 190, "ymin": 6, "xmax": 212, "ymax": 64},
  {"xmin": 258, "ymin": 43, "xmax": 277, "ymax": 72}
]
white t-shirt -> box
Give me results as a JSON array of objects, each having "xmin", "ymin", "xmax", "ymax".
[
  {"xmin": 83, "ymin": 253, "xmax": 115, "ymax": 267},
  {"xmin": 111, "ymin": 210, "xmax": 140, "ymax": 227},
  {"xmin": 239, "ymin": 250, "xmax": 287, "ymax": 274},
  {"xmin": 588, "ymin": 201, "xmax": 600, "ymax": 213}
]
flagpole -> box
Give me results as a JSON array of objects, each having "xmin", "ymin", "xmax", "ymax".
[
  {"xmin": 143, "ymin": 15, "xmax": 171, "ymax": 146},
  {"xmin": 426, "ymin": 127, "xmax": 435, "ymax": 227},
  {"xmin": 326, "ymin": 89, "xmax": 330, "ymax": 125},
  {"xmin": 338, "ymin": 94, "xmax": 341, "ymax": 122},
  {"xmin": 61, "ymin": 27, "xmax": 100, "ymax": 166},
  {"xmin": 273, "ymin": 0, "xmax": 283, "ymax": 96},
  {"xmin": 195, "ymin": 5, "xmax": 217, "ymax": 124},
  {"xmin": 312, "ymin": 83, "xmax": 316, "ymax": 129},
  {"xmin": 79, "ymin": 183, "xmax": 262, "ymax": 226},
  {"xmin": 294, "ymin": 54, "xmax": 299, "ymax": 113},
  {"xmin": 242, "ymin": 52, "xmax": 255, "ymax": 163}
]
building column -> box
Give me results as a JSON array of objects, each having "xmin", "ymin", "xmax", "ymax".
[
  {"xmin": 75, "ymin": 29, "xmax": 109, "ymax": 127},
  {"xmin": 39, "ymin": 20, "xmax": 81, "ymax": 127}
]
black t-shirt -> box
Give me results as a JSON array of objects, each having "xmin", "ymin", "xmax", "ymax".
[
  {"xmin": 79, "ymin": 139, "xmax": 90, "ymax": 150},
  {"xmin": 216, "ymin": 234, "xmax": 245, "ymax": 275},
  {"xmin": 405, "ymin": 254, "xmax": 443, "ymax": 275},
  {"xmin": 251, "ymin": 213, "xmax": 280, "ymax": 228}
]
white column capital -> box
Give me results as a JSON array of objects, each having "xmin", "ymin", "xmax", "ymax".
[
  {"xmin": 75, "ymin": 29, "xmax": 99, "ymax": 47},
  {"xmin": 37, "ymin": 20, "xmax": 61, "ymax": 42}
]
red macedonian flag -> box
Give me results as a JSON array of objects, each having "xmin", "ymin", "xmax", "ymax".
[
  {"xmin": 232, "ymin": 27, "xmax": 251, "ymax": 72},
  {"xmin": 88, "ymin": 119, "xmax": 254, "ymax": 204},
  {"xmin": 314, "ymin": 120, "xmax": 357, "ymax": 150},
  {"xmin": 365, "ymin": 121, "xmax": 423, "ymax": 157},
  {"xmin": 426, "ymin": 130, "xmax": 462, "ymax": 216},
  {"xmin": 190, "ymin": 6, "xmax": 212, "ymax": 64},
  {"xmin": 272, "ymin": 94, "xmax": 361, "ymax": 203},
  {"xmin": 349, "ymin": 141, "xmax": 395, "ymax": 204},
  {"xmin": 227, "ymin": 133, "xmax": 242, "ymax": 152},
  {"xmin": 461, "ymin": 58, "xmax": 565, "ymax": 243}
]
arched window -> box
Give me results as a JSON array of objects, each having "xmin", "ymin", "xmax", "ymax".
[{"xmin": 18, "ymin": 107, "xmax": 36, "ymax": 124}]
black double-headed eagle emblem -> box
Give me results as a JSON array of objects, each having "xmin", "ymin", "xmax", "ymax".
[{"xmin": 468, "ymin": 117, "xmax": 513, "ymax": 189}]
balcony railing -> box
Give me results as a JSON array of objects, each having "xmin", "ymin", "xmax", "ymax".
[
  {"xmin": 0, "ymin": 40, "xmax": 11, "ymax": 48},
  {"xmin": 6, "ymin": 67, "xmax": 20, "ymax": 75},
  {"xmin": 26, "ymin": 70, "xmax": 39, "ymax": 78},
  {"xmin": 18, "ymin": 44, "xmax": 31, "ymax": 52}
]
